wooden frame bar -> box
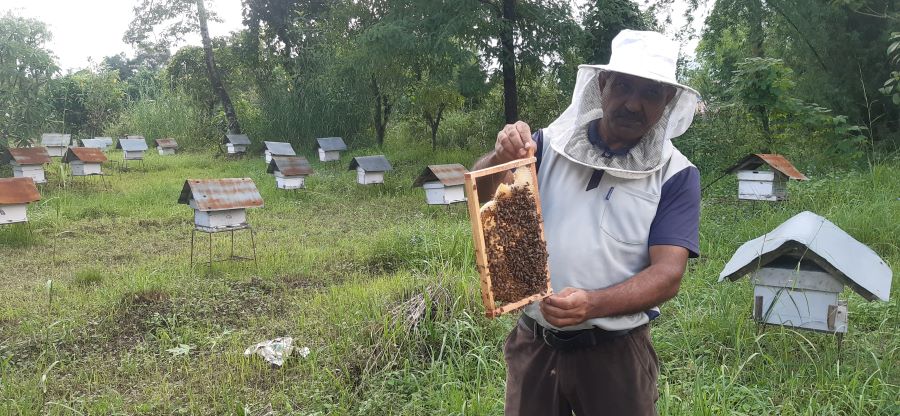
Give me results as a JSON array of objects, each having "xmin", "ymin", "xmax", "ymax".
[{"xmin": 463, "ymin": 151, "xmax": 552, "ymax": 318}]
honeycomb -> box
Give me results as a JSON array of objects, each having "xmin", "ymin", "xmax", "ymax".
[{"xmin": 480, "ymin": 168, "xmax": 549, "ymax": 303}]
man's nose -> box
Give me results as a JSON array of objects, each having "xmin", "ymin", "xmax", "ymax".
[{"xmin": 624, "ymin": 91, "xmax": 642, "ymax": 114}]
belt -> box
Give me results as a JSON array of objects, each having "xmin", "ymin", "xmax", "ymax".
[{"xmin": 520, "ymin": 314, "xmax": 638, "ymax": 350}]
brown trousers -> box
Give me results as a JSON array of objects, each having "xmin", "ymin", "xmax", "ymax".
[{"xmin": 504, "ymin": 317, "xmax": 659, "ymax": 416}]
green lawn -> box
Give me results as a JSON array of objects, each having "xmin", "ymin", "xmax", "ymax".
[{"xmin": 0, "ymin": 142, "xmax": 897, "ymax": 415}]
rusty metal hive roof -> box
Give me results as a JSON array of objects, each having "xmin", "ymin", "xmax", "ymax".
[
  {"xmin": 7, "ymin": 147, "xmax": 51, "ymax": 165},
  {"xmin": 348, "ymin": 155, "xmax": 392, "ymax": 172},
  {"xmin": 117, "ymin": 138, "xmax": 149, "ymax": 151},
  {"xmin": 224, "ymin": 134, "xmax": 251, "ymax": 145},
  {"xmin": 264, "ymin": 141, "xmax": 296, "ymax": 156},
  {"xmin": 0, "ymin": 177, "xmax": 41, "ymax": 204},
  {"xmin": 317, "ymin": 137, "xmax": 347, "ymax": 151},
  {"xmin": 724, "ymin": 154, "xmax": 808, "ymax": 180},
  {"xmin": 156, "ymin": 138, "xmax": 178, "ymax": 149},
  {"xmin": 41, "ymin": 133, "xmax": 71, "ymax": 146},
  {"xmin": 178, "ymin": 178, "xmax": 264, "ymax": 211},
  {"xmin": 413, "ymin": 164, "xmax": 469, "ymax": 187},
  {"xmin": 267, "ymin": 156, "xmax": 313, "ymax": 176},
  {"xmin": 63, "ymin": 147, "xmax": 108, "ymax": 163}
]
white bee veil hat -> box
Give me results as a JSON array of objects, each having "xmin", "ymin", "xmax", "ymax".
[{"xmin": 543, "ymin": 30, "xmax": 701, "ymax": 179}]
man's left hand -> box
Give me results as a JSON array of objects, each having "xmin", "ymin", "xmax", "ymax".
[{"xmin": 540, "ymin": 287, "xmax": 594, "ymax": 328}]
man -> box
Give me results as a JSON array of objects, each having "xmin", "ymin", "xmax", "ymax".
[{"xmin": 473, "ymin": 30, "xmax": 701, "ymax": 415}]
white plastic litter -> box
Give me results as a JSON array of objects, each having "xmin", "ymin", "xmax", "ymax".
[{"xmin": 243, "ymin": 337, "xmax": 308, "ymax": 366}]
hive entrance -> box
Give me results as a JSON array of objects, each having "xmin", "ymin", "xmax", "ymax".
[{"xmin": 464, "ymin": 154, "xmax": 551, "ymax": 318}]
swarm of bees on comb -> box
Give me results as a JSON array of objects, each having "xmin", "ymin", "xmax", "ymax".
[{"xmin": 480, "ymin": 168, "xmax": 550, "ymax": 303}]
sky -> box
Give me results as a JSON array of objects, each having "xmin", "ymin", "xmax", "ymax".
[
  {"xmin": 1, "ymin": 0, "xmax": 245, "ymax": 72},
  {"xmin": 1, "ymin": 0, "xmax": 709, "ymax": 73}
]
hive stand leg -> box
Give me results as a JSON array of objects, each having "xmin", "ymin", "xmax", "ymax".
[
  {"xmin": 190, "ymin": 228, "xmax": 196, "ymax": 272},
  {"xmin": 230, "ymin": 229, "xmax": 235, "ymax": 259},
  {"xmin": 208, "ymin": 231, "xmax": 213, "ymax": 272},
  {"xmin": 250, "ymin": 227, "xmax": 259, "ymax": 271},
  {"xmin": 836, "ymin": 332, "xmax": 844, "ymax": 358}
]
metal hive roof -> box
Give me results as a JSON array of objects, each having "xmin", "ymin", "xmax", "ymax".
[
  {"xmin": 178, "ymin": 178, "xmax": 264, "ymax": 211},
  {"xmin": 224, "ymin": 134, "xmax": 251, "ymax": 145},
  {"xmin": 81, "ymin": 138, "xmax": 110, "ymax": 149},
  {"xmin": 156, "ymin": 138, "xmax": 179, "ymax": 149},
  {"xmin": 267, "ymin": 156, "xmax": 313, "ymax": 176},
  {"xmin": 63, "ymin": 147, "xmax": 108, "ymax": 164},
  {"xmin": 412, "ymin": 164, "xmax": 468, "ymax": 187},
  {"xmin": 117, "ymin": 138, "xmax": 148, "ymax": 151},
  {"xmin": 317, "ymin": 137, "xmax": 347, "ymax": 151},
  {"xmin": 0, "ymin": 177, "xmax": 41, "ymax": 205},
  {"xmin": 348, "ymin": 155, "xmax": 392, "ymax": 172},
  {"xmin": 719, "ymin": 211, "xmax": 892, "ymax": 301},
  {"xmin": 264, "ymin": 141, "xmax": 296, "ymax": 156},
  {"xmin": 724, "ymin": 154, "xmax": 808, "ymax": 180},
  {"xmin": 41, "ymin": 133, "xmax": 71, "ymax": 147},
  {"xmin": 7, "ymin": 147, "xmax": 51, "ymax": 165}
]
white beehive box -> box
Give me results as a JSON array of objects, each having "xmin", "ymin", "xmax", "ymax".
[
  {"xmin": 263, "ymin": 141, "xmax": 296, "ymax": 164},
  {"xmin": 41, "ymin": 133, "xmax": 71, "ymax": 157},
  {"xmin": 224, "ymin": 134, "xmax": 251, "ymax": 155},
  {"xmin": 413, "ymin": 164, "xmax": 469, "ymax": 205},
  {"xmin": 63, "ymin": 147, "xmax": 108, "ymax": 176},
  {"xmin": 0, "ymin": 177, "xmax": 41, "ymax": 224},
  {"xmin": 156, "ymin": 138, "xmax": 178, "ymax": 155},
  {"xmin": 178, "ymin": 178, "xmax": 264, "ymax": 231},
  {"xmin": 267, "ymin": 156, "xmax": 313, "ymax": 190},
  {"xmin": 349, "ymin": 155, "xmax": 392, "ymax": 185},
  {"xmin": 720, "ymin": 211, "xmax": 892, "ymax": 335},
  {"xmin": 6, "ymin": 147, "xmax": 51, "ymax": 184},
  {"xmin": 117, "ymin": 137, "xmax": 148, "ymax": 160},
  {"xmin": 317, "ymin": 137, "xmax": 347, "ymax": 162},
  {"xmin": 725, "ymin": 154, "xmax": 807, "ymax": 201}
]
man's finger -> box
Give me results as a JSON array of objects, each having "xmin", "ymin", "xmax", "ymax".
[
  {"xmin": 543, "ymin": 294, "xmax": 578, "ymax": 309},
  {"xmin": 540, "ymin": 301, "xmax": 579, "ymax": 319}
]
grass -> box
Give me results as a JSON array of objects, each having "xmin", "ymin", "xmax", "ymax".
[{"xmin": 0, "ymin": 140, "xmax": 897, "ymax": 415}]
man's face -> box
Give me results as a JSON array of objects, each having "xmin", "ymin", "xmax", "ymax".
[{"xmin": 599, "ymin": 73, "xmax": 677, "ymax": 143}]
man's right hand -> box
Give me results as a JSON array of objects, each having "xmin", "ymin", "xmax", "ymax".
[{"xmin": 494, "ymin": 121, "xmax": 535, "ymax": 164}]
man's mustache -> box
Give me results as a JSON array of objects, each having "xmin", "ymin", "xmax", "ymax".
[{"xmin": 613, "ymin": 110, "xmax": 644, "ymax": 123}]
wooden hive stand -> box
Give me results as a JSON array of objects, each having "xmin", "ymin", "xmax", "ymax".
[{"xmin": 463, "ymin": 148, "xmax": 552, "ymax": 318}]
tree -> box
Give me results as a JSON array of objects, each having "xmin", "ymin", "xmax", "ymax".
[
  {"xmin": 48, "ymin": 70, "xmax": 126, "ymax": 138},
  {"xmin": 581, "ymin": 0, "xmax": 656, "ymax": 64},
  {"xmin": 413, "ymin": 80, "xmax": 464, "ymax": 149},
  {"xmin": 125, "ymin": 0, "xmax": 242, "ymax": 133},
  {"xmin": 468, "ymin": 0, "xmax": 580, "ymax": 124},
  {"xmin": 0, "ymin": 13, "xmax": 58, "ymax": 149}
]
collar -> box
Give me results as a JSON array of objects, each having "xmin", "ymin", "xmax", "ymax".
[{"xmin": 588, "ymin": 119, "xmax": 635, "ymax": 158}]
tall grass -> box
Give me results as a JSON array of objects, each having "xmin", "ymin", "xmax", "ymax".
[{"xmin": 108, "ymin": 92, "xmax": 219, "ymax": 150}]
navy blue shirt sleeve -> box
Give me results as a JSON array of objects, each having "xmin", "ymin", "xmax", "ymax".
[
  {"xmin": 533, "ymin": 130, "xmax": 544, "ymax": 172},
  {"xmin": 648, "ymin": 166, "xmax": 701, "ymax": 258}
]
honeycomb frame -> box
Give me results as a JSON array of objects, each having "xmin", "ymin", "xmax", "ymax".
[{"xmin": 464, "ymin": 151, "xmax": 552, "ymax": 318}]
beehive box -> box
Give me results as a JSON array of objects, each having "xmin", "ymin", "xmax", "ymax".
[{"xmin": 464, "ymin": 153, "xmax": 551, "ymax": 318}]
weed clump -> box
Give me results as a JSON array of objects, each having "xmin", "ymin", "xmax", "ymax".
[
  {"xmin": 481, "ymin": 183, "xmax": 549, "ymax": 303},
  {"xmin": 74, "ymin": 268, "xmax": 104, "ymax": 287}
]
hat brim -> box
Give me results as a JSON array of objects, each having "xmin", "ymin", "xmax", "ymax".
[{"xmin": 579, "ymin": 64, "xmax": 701, "ymax": 100}]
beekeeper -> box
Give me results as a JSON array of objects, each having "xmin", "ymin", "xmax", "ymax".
[{"xmin": 473, "ymin": 30, "xmax": 702, "ymax": 415}]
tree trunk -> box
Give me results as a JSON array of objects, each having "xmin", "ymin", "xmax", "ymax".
[
  {"xmin": 196, "ymin": 0, "xmax": 241, "ymax": 134},
  {"xmin": 372, "ymin": 77, "xmax": 391, "ymax": 146},
  {"xmin": 500, "ymin": 0, "xmax": 518, "ymax": 123},
  {"xmin": 424, "ymin": 104, "xmax": 446, "ymax": 150}
]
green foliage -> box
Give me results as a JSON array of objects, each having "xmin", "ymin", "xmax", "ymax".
[
  {"xmin": 879, "ymin": 32, "xmax": 900, "ymax": 106},
  {"xmin": 109, "ymin": 91, "xmax": 218, "ymax": 149},
  {"xmin": 0, "ymin": 12, "xmax": 58, "ymax": 149},
  {"xmin": 47, "ymin": 70, "xmax": 127, "ymax": 138},
  {"xmin": 580, "ymin": 0, "xmax": 657, "ymax": 64}
]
